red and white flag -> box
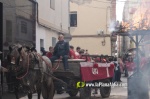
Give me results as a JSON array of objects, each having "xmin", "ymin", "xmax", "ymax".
[{"xmin": 80, "ymin": 62, "xmax": 115, "ymax": 81}]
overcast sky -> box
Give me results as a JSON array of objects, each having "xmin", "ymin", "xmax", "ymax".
[{"xmin": 116, "ymin": 0, "xmax": 126, "ymax": 21}]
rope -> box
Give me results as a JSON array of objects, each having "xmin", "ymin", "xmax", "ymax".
[
  {"xmin": 16, "ymin": 54, "xmax": 29, "ymax": 80},
  {"xmin": 44, "ymin": 72, "xmax": 67, "ymax": 87},
  {"xmin": 36, "ymin": 53, "xmax": 61, "ymax": 71},
  {"xmin": 15, "ymin": 52, "xmax": 61, "ymax": 80},
  {"xmin": 52, "ymin": 59, "xmax": 61, "ymax": 71},
  {"xmin": 36, "ymin": 53, "xmax": 53, "ymax": 69}
]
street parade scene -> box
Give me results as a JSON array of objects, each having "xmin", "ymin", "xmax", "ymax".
[{"xmin": 0, "ymin": 0, "xmax": 150, "ymax": 99}]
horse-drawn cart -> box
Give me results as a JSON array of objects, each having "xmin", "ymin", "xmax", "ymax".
[{"xmin": 53, "ymin": 55, "xmax": 115, "ymax": 99}]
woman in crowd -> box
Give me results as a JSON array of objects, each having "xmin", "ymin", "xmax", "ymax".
[
  {"xmin": 46, "ymin": 46, "xmax": 54, "ymax": 58},
  {"xmin": 69, "ymin": 45, "xmax": 77, "ymax": 59},
  {"xmin": 75, "ymin": 47, "xmax": 81, "ymax": 59},
  {"xmin": 79, "ymin": 49, "xmax": 91, "ymax": 61}
]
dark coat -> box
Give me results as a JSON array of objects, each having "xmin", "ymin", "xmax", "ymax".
[{"xmin": 53, "ymin": 40, "xmax": 69, "ymax": 56}]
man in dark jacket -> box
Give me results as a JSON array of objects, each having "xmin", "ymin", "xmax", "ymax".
[{"xmin": 50, "ymin": 34, "xmax": 69, "ymax": 71}]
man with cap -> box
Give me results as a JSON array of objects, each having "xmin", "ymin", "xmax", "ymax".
[
  {"xmin": 50, "ymin": 34, "xmax": 70, "ymax": 71},
  {"xmin": 50, "ymin": 34, "xmax": 69, "ymax": 94}
]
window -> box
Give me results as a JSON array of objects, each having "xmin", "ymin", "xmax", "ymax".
[
  {"xmin": 52, "ymin": 37, "xmax": 56, "ymax": 47},
  {"xmin": 21, "ymin": 21, "xmax": 27, "ymax": 34},
  {"xmin": 50, "ymin": 0, "xmax": 55, "ymax": 10},
  {"xmin": 40, "ymin": 39, "xmax": 44, "ymax": 48},
  {"xmin": 70, "ymin": 12, "xmax": 77, "ymax": 27},
  {"xmin": 6, "ymin": 20, "xmax": 12, "ymax": 42}
]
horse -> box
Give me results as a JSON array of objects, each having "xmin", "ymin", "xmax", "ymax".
[{"xmin": 8, "ymin": 44, "xmax": 55, "ymax": 99}]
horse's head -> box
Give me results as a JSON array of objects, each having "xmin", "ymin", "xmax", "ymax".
[
  {"xmin": 8, "ymin": 44, "xmax": 31, "ymax": 69},
  {"xmin": 9, "ymin": 44, "xmax": 22, "ymax": 65}
]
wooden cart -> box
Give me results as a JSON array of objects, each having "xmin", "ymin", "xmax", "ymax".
[{"xmin": 53, "ymin": 56, "xmax": 115, "ymax": 99}]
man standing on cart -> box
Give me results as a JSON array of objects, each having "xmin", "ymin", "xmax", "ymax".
[{"xmin": 50, "ymin": 34, "xmax": 70, "ymax": 71}]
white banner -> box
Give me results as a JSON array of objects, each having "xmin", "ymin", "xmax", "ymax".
[{"xmin": 80, "ymin": 62, "xmax": 114, "ymax": 67}]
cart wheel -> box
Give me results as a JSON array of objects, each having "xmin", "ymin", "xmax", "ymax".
[
  {"xmin": 100, "ymin": 79, "xmax": 111, "ymax": 98},
  {"xmin": 68, "ymin": 89, "xmax": 78, "ymax": 97},
  {"xmin": 80, "ymin": 87, "xmax": 91, "ymax": 99},
  {"xmin": 67, "ymin": 79, "xmax": 78, "ymax": 97}
]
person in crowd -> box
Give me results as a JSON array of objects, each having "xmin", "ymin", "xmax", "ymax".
[
  {"xmin": 93, "ymin": 57, "xmax": 101, "ymax": 62},
  {"xmin": 46, "ymin": 46, "xmax": 54, "ymax": 58},
  {"xmin": 112, "ymin": 57, "xmax": 117, "ymax": 82},
  {"xmin": 40, "ymin": 47, "xmax": 47, "ymax": 56},
  {"xmin": 50, "ymin": 34, "xmax": 69, "ymax": 94},
  {"xmin": 75, "ymin": 47, "xmax": 81, "ymax": 59},
  {"xmin": 69, "ymin": 45, "xmax": 77, "ymax": 59},
  {"xmin": 79, "ymin": 49, "xmax": 91, "ymax": 61},
  {"xmin": 85, "ymin": 50, "xmax": 89, "ymax": 55},
  {"xmin": 114, "ymin": 58, "xmax": 122, "ymax": 82},
  {"xmin": 50, "ymin": 34, "xmax": 69, "ymax": 71}
]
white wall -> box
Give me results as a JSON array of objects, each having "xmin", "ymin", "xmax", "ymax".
[
  {"xmin": 36, "ymin": 0, "xmax": 70, "ymax": 53},
  {"xmin": 36, "ymin": 24, "xmax": 58, "ymax": 53},
  {"xmin": 36, "ymin": 0, "xmax": 69, "ymax": 33},
  {"xmin": 70, "ymin": 1, "xmax": 111, "ymax": 55},
  {"xmin": 36, "ymin": 24, "xmax": 46, "ymax": 53}
]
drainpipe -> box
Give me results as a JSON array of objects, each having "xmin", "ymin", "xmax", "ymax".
[
  {"xmin": 68, "ymin": 0, "xmax": 71, "ymax": 35},
  {"xmin": 106, "ymin": 6, "xmax": 111, "ymax": 54}
]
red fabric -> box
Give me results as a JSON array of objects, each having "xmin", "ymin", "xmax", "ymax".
[
  {"xmin": 75, "ymin": 52, "xmax": 80, "ymax": 59},
  {"xmin": 94, "ymin": 57, "xmax": 101, "ymax": 62},
  {"xmin": 80, "ymin": 62, "xmax": 114, "ymax": 81},
  {"xmin": 69, "ymin": 49, "xmax": 77, "ymax": 59},
  {"xmin": 46, "ymin": 52, "xmax": 53, "ymax": 58},
  {"xmin": 80, "ymin": 56, "xmax": 91, "ymax": 61},
  {"xmin": 125, "ymin": 61, "xmax": 136, "ymax": 71},
  {"xmin": 120, "ymin": 63, "xmax": 124, "ymax": 73},
  {"xmin": 93, "ymin": 63, "xmax": 98, "ymax": 68}
]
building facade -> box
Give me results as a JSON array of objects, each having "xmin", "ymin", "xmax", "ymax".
[
  {"xmin": 110, "ymin": 0, "xmax": 117, "ymax": 56},
  {"xmin": 69, "ymin": 0, "xmax": 114, "ymax": 55},
  {"xmin": 1, "ymin": 0, "xmax": 70, "ymax": 56},
  {"xmin": 35, "ymin": 0, "xmax": 70, "ymax": 53},
  {"xmin": 1, "ymin": 0, "xmax": 35, "ymax": 58}
]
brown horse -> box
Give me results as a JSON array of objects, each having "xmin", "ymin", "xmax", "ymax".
[{"xmin": 8, "ymin": 44, "xmax": 54, "ymax": 99}]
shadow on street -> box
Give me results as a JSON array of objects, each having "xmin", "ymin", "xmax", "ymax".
[{"xmin": 2, "ymin": 92, "xmax": 27, "ymax": 99}]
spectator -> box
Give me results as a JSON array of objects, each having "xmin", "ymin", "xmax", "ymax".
[
  {"xmin": 79, "ymin": 49, "xmax": 91, "ymax": 61},
  {"xmin": 47, "ymin": 46, "xmax": 54, "ymax": 58},
  {"xmin": 114, "ymin": 58, "xmax": 122, "ymax": 82},
  {"xmin": 50, "ymin": 34, "xmax": 69, "ymax": 71},
  {"xmin": 85, "ymin": 50, "xmax": 89, "ymax": 55},
  {"xmin": 40, "ymin": 47, "xmax": 47, "ymax": 56},
  {"xmin": 75, "ymin": 47, "xmax": 81, "ymax": 59},
  {"xmin": 94, "ymin": 57, "xmax": 101, "ymax": 62},
  {"xmin": 50, "ymin": 34, "xmax": 69, "ymax": 94},
  {"xmin": 69, "ymin": 46, "xmax": 77, "ymax": 59}
]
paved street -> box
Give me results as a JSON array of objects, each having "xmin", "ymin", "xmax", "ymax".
[{"xmin": 2, "ymin": 76, "xmax": 128, "ymax": 99}]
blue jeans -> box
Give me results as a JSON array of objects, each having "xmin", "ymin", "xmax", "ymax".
[{"xmin": 50, "ymin": 55, "xmax": 69, "ymax": 70}]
